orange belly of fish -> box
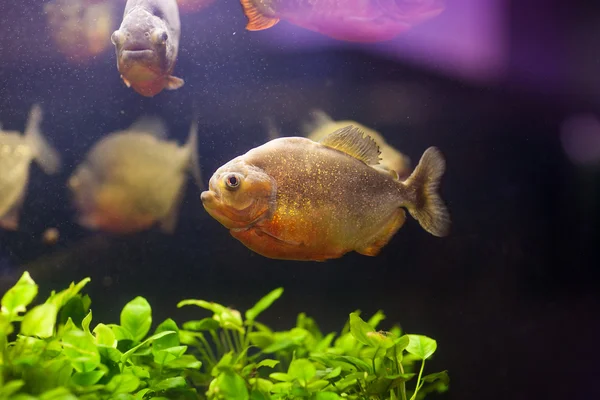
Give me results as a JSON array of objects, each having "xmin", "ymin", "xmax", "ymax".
[
  {"xmin": 230, "ymin": 219, "xmax": 348, "ymax": 261},
  {"xmin": 120, "ymin": 64, "xmax": 167, "ymax": 97},
  {"xmin": 88, "ymin": 203, "xmax": 156, "ymax": 234}
]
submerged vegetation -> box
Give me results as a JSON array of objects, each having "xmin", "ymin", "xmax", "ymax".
[{"xmin": 0, "ymin": 273, "xmax": 449, "ymax": 399}]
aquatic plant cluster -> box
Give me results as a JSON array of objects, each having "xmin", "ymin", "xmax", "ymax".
[{"xmin": 0, "ymin": 273, "xmax": 448, "ymax": 399}]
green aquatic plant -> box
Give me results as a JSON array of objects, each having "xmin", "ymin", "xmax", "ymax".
[{"xmin": 0, "ymin": 272, "xmax": 449, "ymax": 400}]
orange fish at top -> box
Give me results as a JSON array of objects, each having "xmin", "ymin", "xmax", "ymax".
[{"xmin": 239, "ymin": 0, "xmax": 445, "ymax": 43}]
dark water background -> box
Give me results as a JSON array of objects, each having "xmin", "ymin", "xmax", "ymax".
[{"xmin": 1, "ymin": 0, "xmax": 600, "ymax": 399}]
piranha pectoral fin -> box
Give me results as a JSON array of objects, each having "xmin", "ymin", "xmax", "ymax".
[
  {"xmin": 403, "ymin": 146, "xmax": 451, "ymax": 237},
  {"xmin": 240, "ymin": 0, "xmax": 280, "ymax": 30},
  {"xmin": 120, "ymin": 75, "xmax": 132, "ymax": 88},
  {"xmin": 165, "ymin": 75, "xmax": 184, "ymax": 90}
]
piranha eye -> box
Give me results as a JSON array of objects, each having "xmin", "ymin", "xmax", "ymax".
[
  {"xmin": 151, "ymin": 30, "xmax": 168, "ymax": 45},
  {"xmin": 224, "ymin": 174, "xmax": 242, "ymax": 190},
  {"xmin": 111, "ymin": 30, "xmax": 123, "ymax": 46}
]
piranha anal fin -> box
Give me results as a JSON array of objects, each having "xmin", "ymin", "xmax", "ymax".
[
  {"xmin": 165, "ymin": 75, "xmax": 184, "ymax": 90},
  {"xmin": 320, "ymin": 125, "xmax": 381, "ymax": 165},
  {"xmin": 357, "ymin": 208, "xmax": 406, "ymax": 256},
  {"xmin": 240, "ymin": 0, "xmax": 280, "ymax": 30}
]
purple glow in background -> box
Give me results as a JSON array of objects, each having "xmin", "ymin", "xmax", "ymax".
[{"xmin": 249, "ymin": 0, "xmax": 509, "ymax": 84}]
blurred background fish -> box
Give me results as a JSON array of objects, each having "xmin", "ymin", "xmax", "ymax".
[
  {"xmin": 67, "ymin": 117, "xmax": 202, "ymax": 234},
  {"xmin": 111, "ymin": 0, "xmax": 184, "ymax": 97},
  {"xmin": 240, "ymin": 0, "xmax": 445, "ymax": 42},
  {"xmin": 45, "ymin": 0, "xmax": 118, "ymax": 65},
  {"xmin": 0, "ymin": 105, "xmax": 61, "ymax": 230}
]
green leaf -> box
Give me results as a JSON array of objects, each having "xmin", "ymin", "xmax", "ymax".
[
  {"xmin": 105, "ymin": 374, "xmax": 140, "ymax": 394},
  {"xmin": 1, "ymin": 271, "xmax": 37, "ymax": 317},
  {"xmin": 249, "ymin": 389, "xmax": 271, "ymax": 400},
  {"xmin": 214, "ymin": 371, "xmax": 249, "ymax": 400},
  {"xmin": 108, "ymin": 324, "xmax": 134, "ymax": 341},
  {"xmin": 248, "ymin": 378, "xmax": 273, "ymax": 393},
  {"xmin": 315, "ymin": 392, "xmax": 341, "ymax": 400},
  {"xmin": 93, "ymin": 323, "xmax": 117, "ymax": 347},
  {"xmin": 81, "ymin": 310, "xmax": 92, "ymax": 336},
  {"xmin": 306, "ymin": 380, "xmax": 329, "ymax": 391},
  {"xmin": 71, "ymin": 370, "xmax": 105, "ymax": 386},
  {"xmin": 182, "ymin": 318, "xmax": 220, "ymax": 331},
  {"xmin": 406, "ymin": 335, "xmax": 437, "ymax": 360},
  {"xmin": 20, "ymin": 303, "xmax": 57, "ymax": 338},
  {"xmin": 395, "ymin": 335, "xmax": 410, "ymax": 351},
  {"xmin": 164, "ymin": 354, "xmax": 202, "ymax": 370},
  {"xmin": 134, "ymin": 389, "xmax": 151, "ymax": 399},
  {"xmin": 288, "ymin": 359, "xmax": 316, "ymax": 385},
  {"xmin": 349, "ymin": 312, "xmax": 375, "ymax": 347},
  {"xmin": 120, "ymin": 297, "xmax": 152, "ymax": 342},
  {"xmin": 366, "ymin": 310, "xmax": 386, "ymax": 330},
  {"xmin": 270, "ymin": 382, "xmax": 293, "ymax": 393},
  {"xmin": 45, "ymin": 277, "xmax": 91, "ymax": 311},
  {"xmin": 177, "ymin": 299, "xmax": 227, "ymax": 314},
  {"xmin": 38, "ymin": 387, "xmax": 78, "ymax": 400},
  {"xmin": 269, "ymin": 373, "xmax": 292, "ymax": 382},
  {"xmin": 323, "ymin": 366, "xmax": 342, "ymax": 380},
  {"xmin": 153, "ymin": 318, "xmax": 180, "ymax": 349},
  {"xmin": 151, "ymin": 376, "xmax": 187, "ymax": 391},
  {"xmin": 248, "ymin": 332, "xmax": 273, "ymax": 349},
  {"xmin": 0, "ymin": 380, "xmax": 25, "ymax": 397},
  {"xmin": 256, "ymin": 359, "xmax": 280, "ymax": 369},
  {"xmin": 125, "ymin": 365, "xmax": 151, "ymax": 380},
  {"xmin": 422, "ymin": 370, "xmax": 450, "ymax": 384},
  {"xmin": 153, "ymin": 345, "xmax": 187, "ymax": 365},
  {"xmin": 120, "ymin": 331, "xmax": 175, "ymax": 363},
  {"xmin": 245, "ymin": 288, "xmax": 283, "ymax": 322},
  {"xmin": 61, "ymin": 329, "xmax": 101, "ymax": 372},
  {"xmin": 349, "ymin": 313, "xmax": 395, "ymax": 349},
  {"xmin": 57, "ymin": 296, "xmax": 88, "ymax": 328}
]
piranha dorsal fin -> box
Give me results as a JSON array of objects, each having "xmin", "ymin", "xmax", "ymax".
[
  {"xmin": 165, "ymin": 75, "xmax": 184, "ymax": 90},
  {"xmin": 240, "ymin": 0, "xmax": 280, "ymax": 30},
  {"xmin": 128, "ymin": 116, "xmax": 168, "ymax": 139},
  {"xmin": 320, "ymin": 125, "xmax": 381, "ymax": 165}
]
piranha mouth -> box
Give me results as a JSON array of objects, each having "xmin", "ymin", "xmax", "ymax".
[
  {"xmin": 121, "ymin": 49, "xmax": 155, "ymax": 60},
  {"xmin": 201, "ymin": 190, "xmax": 267, "ymax": 230}
]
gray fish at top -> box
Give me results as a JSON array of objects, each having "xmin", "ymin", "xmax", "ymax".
[
  {"xmin": 0, "ymin": 105, "xmax": 61, "ymax": 230},
  {"xmin": 111, "ymin": 0, "xmax": 184, "ymax": 97}
]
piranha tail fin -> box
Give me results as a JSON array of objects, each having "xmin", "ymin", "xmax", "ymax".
[
  {"xmin": 403, "ymin": 146, "xmax": 450, "ymax": 237},
  {"xmin": 185, "ymin": 118, "xmax": 204, "ymax": 190},
  {"xmin": 24, "ymin": 104, "xmax": 61, "ymax": 175},
  {"xmin": 240, "ymin": 0, "xmax": 280, "ymax": 30}
]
